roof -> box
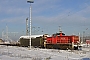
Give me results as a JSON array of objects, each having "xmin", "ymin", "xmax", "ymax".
[{"xmin": 19, "ymin": 35, "xmax": 43, "ymax": 39}]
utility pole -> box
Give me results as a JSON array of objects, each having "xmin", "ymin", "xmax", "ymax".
[
  {"xmin": 26, "ymin": 18, "xmax": 29, "ymax": 36},
  {"xmin": 59, "ymin": 26, "xmax": 62, "ymax": 32},
  {"xmin": 27, "ymin": 0, "xmax": 34, "ymax": 49},
  {"xmin": 6, "ymin": 25, "xmax": 8, "ymax": 42}
]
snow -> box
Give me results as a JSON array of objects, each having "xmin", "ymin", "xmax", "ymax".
[{"xmin": 0, "ymin": 44, "xmax": 90, "ymax": 60}]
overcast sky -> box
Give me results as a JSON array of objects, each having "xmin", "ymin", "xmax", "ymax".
[{"xmin": 0, "ymin": 0, "xmax": 90, "ymax": 40}]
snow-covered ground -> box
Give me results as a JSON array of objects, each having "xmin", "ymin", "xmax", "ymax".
[{"xmin": 0, "ymin": 44, "xmax": 90, "ymax": 60}]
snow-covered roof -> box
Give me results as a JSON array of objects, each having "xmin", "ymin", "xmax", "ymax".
[{"xmin": 19, "ymin": 35, "xmax": 43, "ymax": 39}]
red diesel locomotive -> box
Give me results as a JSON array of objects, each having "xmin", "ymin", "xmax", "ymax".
[{"xmin": 44, "ymin": 31, "xmax": 80, "ymax": 49}]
